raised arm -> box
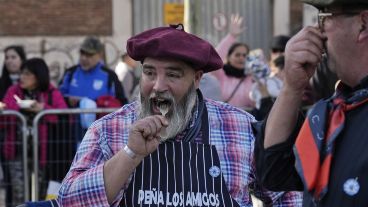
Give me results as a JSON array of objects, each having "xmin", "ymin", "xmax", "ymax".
[
  {"xmin": 215, "ymin": 14, "xmax": 245, "ymax": 61},
  {"xmin": 264, "ymin": 26, "xmax": 325, "ymax": 148},
  {"xmin": 103, "ymin": 115, "xmax": 167, "ymax": 203},
  {"xmin": 212, "ymin": 14, "xmax": 246, "ymax": 80},
  {"xmin": 58, "ymin": 115, "xmax": 168, "ymax": 206}
]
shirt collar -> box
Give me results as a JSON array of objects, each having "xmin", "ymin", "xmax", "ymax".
[
  {"xmin": 335, "ymin": 75, "xmax": 368, "ymax": 100},
  {"xmin": 174, "ymin": 95, "xmax": 199, "ymax": 142}
]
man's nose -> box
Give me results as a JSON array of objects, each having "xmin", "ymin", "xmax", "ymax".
[
  {"xmin": 79, "ymin": 56, "xmax": 86, "ymax": 62},
  {"xmin": 153, "ymin": 76, "xmax": 168, "ymax": 92}
]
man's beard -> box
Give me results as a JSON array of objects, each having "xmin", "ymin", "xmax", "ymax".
[{"xmin": 137, "ymin": 83, "xmax": 197, "ymax": 141}]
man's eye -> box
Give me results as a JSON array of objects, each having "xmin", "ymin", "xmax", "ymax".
[
  {"xmin": 167, "ymin": 73, "xmax": 180, "ymax": 78},
  {"xmin": 143, "ymin": 70, "xmax": 154, "ymax": 76}
]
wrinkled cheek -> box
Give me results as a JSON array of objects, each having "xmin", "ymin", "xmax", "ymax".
[{"xmin": 139, "ymin": 81, "xmax": 153, "ymax": 98}]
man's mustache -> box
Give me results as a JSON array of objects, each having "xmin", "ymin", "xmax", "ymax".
[{"xmin": 149, "ymin": 91, "xmax": 174, "ymax": 101}]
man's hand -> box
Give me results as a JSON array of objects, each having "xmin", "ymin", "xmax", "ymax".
[
  {"xmin": 104, "ymin": 115, "xmax": 168, "ymax": 203},
  {"xmin": 283, "ymin": 26, "xmax": 325, "ymax": 94},
  {"xmin": 229, "ymin": 14, "xmax": 246, "ymax": 38},
  {"xmin": 127, "ymin": 115, "xmax": 168, "ymax": 158},
  {"xmin": 0, "ymin": 102, "xmax": 6, "ymax": 110},
  {"xmin": 264, "ymin": 26, "xmax": 325, "ymax": 148}
]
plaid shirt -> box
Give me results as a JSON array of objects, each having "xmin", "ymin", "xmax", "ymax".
[{"xmin": 58, "ymin": 99, "xmax": 302, "ymax": 207}]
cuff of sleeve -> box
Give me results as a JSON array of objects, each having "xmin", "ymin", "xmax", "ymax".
[
  {"xmin": 265, "ymin": 114, "xmax": 304, "ymax": 152},
  {"xmin": 90, "ymin": 163, "xmax": 112, "ymax": 206},
  {"xmin": 101, "ymin": 164, "xmax": 127, "ymax": 207},
  {"xmin": 252, "ymin": 112, "xmax": 304, "ymax": 154}
]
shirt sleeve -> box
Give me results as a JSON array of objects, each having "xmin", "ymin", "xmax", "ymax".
[
  {"xmin": 2, "ymin": 86, "xmax": 20, "ymax": 110},
  {"xmin": 252, "ymin": 116, "xmax": 305, "ymax": 192},
  {"xmin": 58, "ymin": 124, "xmax": 124, "ymax": 207},
  {"xmin": 248, "ymin": 120, "xmax": 303, "ymax": 206},
  {"xmin": 43, "ymin": 89, "xmax": 68, "ymax": 110},
  {"xmin": 58, "ymin": 71, "xmax": 71, "ymax": 96},
  {"xmin": 210, "ymin": 34, "xmax": 236, "ymax": 80},
  {"xmin": 215, "ymin": 33, "xmax": 237, "ymax": 61}
]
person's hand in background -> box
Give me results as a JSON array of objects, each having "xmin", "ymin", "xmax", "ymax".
[
  {"xmin": 24, "ymin": 101, "xmax": 44, "ymax": 113},
  {"xmin": 66, "ymin": 96, "xmax": 82, "ymax": 107},
  {"xmin": 0, "ymin": 102, "xmax": 6, "ymax": 110},
  {"xmin": 256, "ymin": 79, "xmax": 270, "ymax": 98},
  {"xmin": 229, "ymin": 13, "xmax": 246, "ymax": 38}
]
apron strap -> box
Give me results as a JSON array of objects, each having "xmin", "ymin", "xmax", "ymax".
[
  {"xmin": 200, "ymin": 101, "xmax": 209, "ymax": 144},
  {"xmin": 182, "ymin": 89, "xmax": 209, "ymax": 144}
]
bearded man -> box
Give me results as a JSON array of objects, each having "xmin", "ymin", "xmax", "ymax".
[{"xmin": 57, "ymin": 25, "xmax": 302, "ymax": 207}]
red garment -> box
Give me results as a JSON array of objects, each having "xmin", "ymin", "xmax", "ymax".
[
  {"xmin": 295, "ymin": 86, "xmax": 368, "ymax": 199},
  {"xmin": 96, "ymin": 95, "xmax": 122, "ymax": 118},
  {"xmin": 2, "ymin": 84, "xmax": 67, "ymax": 167}
]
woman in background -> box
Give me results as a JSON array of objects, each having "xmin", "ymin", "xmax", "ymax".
[
  {"xmin": 0, "ymin": 45, "xmax": 26, "ymax": 100},
  {"xmin": 211, "ymin": 15, "xmax": 255, "ymax": 110},
  {"xmin": 2, "ymin": 58, "xmax": 67, "ymax": 206},
  {"xmin": 0, "ymin": 45, "xmax": 26, "ymax": 207}
]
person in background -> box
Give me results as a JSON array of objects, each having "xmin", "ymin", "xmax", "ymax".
[
  {"xmin": 269, "ymin": 35, "xmax": 290, "ymax": 76},
  {"xmin": 59, "ymin": 36, "xmax": 127, "ymax": 144},
  {"xmin": 0, "ymin": 45, "xmax": 26, "ymax": 207},
  {"xmin": 2, "ymin": 58, "xmax": 67, "ymax": 206},
  {"xmin": 0, "ymin": 45, "xmax": 27, "ymax": 100},
  {"xmin": 250, "ymin": 55, "xmax": 285, "ymax": 120},
  {"xmin": 59, "ymin": 36, "xmax": 127, "ymax": 108},
  {"xmin": 211, "ymin": 14, "xmax": 255, "ymax": 111},
  {"xmin": 115, "ymin": 53, "xmax": 139, "ymax": 102},
  {"xmin": 58, "ymin": 24, "xmax": 302, "ymax": 207},
  {"xmin": 248, "ymin": 35, "xmax": 289, "ymax": 115},
  {"xmin": 254, "ymin": 0, "xmax": 368, "ymax": 206}
]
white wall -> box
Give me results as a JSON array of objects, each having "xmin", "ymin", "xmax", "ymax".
[{"xmin": 273, "ymin": 0, "xmax": 290, "ymax": 36}]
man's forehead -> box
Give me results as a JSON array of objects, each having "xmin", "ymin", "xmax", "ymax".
[{"xmin": 142, "ymin": 57, "xmax": 194, "ymax": 70}]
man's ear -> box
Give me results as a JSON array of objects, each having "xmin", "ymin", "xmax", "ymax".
[
  {"xmin": 358, "ymin": 11, "xmax": 368, "ymax": 42},
  {"xmin": 194, "ymin": 70, "xmax": 204, "ymax": 89}
]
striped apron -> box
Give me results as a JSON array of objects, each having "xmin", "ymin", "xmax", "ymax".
[{"xmin": 121, "ymin": 105, "xmax": 240, "ymax": 207}]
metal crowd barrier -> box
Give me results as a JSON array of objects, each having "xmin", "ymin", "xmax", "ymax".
[
  {"xmin": 0, "ymin": 110, "xmax": 29, "ymax": 206},
  {"xmin": 31, "ymin": 108, "xmax": 119, "ymax": 201}
]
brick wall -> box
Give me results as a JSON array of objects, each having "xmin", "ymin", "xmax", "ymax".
[{"xmin": 0, "ymin": 0, "xmax": 112, "ymax": 36}]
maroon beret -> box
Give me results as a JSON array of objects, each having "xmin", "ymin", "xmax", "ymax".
[{"xmin": 126, "ymin": 24, "xmax": 223, "ymax": 73}]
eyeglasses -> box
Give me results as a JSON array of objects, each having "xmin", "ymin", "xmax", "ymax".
[{"xmin": 318, "ymin": 11, "xmax": 361, "ymax": 32}]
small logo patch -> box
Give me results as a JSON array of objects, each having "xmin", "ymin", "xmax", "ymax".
[
  {"xmin": 71, "ymin": 79, "xmax": 78, "ymax": 87},
  {"xmin": 93, "ymin": 80, "xmax": 103, "ymax": 90},
  {"xmin": 343, "ymin": 178, "xmax": 360, "ymax": 196},
  {"xmin": 209, "ymin": 166, "xmax": 220, "ymax": 177}
]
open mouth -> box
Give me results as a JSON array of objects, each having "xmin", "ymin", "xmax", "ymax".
[{"xmin": 152, "ymin": 98, "xmax": 171, "ymax": 116}]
